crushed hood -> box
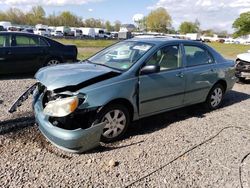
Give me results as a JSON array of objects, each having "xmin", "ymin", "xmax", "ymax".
[
  {"xmin": 35, "ymin": 62, "xmax": 120, "ymax": 91},
  {"xmin": 237, "ymin": 53, "xmax": 250, "ymax": 63}
]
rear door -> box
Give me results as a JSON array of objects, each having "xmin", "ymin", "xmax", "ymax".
[
  {"xmin": 183, "ymin": 44, "xmax": 218, "ymax": 105},
  {"xmin": 10, "ymin": 34, "xmax": 47, "ymax": 73},
  {"xmin": 0, "ymin": 33, "xmax": 15, "ymax": 74}
]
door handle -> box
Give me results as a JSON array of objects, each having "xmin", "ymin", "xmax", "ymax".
[
  {"xmin": 6, "ymin": 51, "xmax": 12, "ymax": 55},
  {"xmin": 210, "ymin": 68, "xmax": 216, "ymax": 72},
  {"xmin": 176, "ymin": 72, "xmax": 184, "ymax": 78}
]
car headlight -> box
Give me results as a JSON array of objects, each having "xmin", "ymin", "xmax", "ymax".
[{"xmin": 43, "ymin": 96, "xmax": 79, "ymax": 117}]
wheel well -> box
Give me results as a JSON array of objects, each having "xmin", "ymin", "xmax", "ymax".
[
  {"xmin": 103, "ymin": 99, "xmax": 134, "ymax": 120},
  {"xmin": 214, "ymin": 80, "xmax": 227, "ymax": 91}
]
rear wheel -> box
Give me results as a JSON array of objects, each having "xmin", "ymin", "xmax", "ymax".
[
  {"xmin": 94, "ymin": 104, "xmax": 130, "ymax": 143},
  {"xmin": 46, "ymin": 58, "xmax": 61, "ymax": 66},
  {"xmin": 205, "ymin": 84, "xmax": 225, "ymax": 110}
]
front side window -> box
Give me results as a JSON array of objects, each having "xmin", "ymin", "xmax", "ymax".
[
  {"xmin": 88, "ymin": 41, "xmax": 153, "ymax": 70},
  {"xmin": 146, "ymin": 45, "xmax": 181, "ymax": 71},
  {"xmin": 184, "ymin": 45, "xmax": 213, "ymax": 67},
  {"xmin": 0, "ymin": 35, "xmax": 10, "ymax": 47},
  {"xmin": 15, "ymin": 35, "xmax": 39, "ymax": 47}
]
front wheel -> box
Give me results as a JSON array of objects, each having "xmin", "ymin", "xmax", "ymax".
[
  {"xmin": 94, "ymin": 104, "xmax": 130, "ymax": 143},
  {"xmin": 205, "ymin": 84, "xmax": 225, "ymax": 110}
]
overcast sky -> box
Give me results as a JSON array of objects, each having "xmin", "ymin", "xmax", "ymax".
[{"xmin": 0, "ymin": 0, "xmax": 249, "ymax": 33}]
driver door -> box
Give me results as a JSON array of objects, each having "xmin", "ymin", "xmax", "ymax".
[{"xmin": 139, "ymin": 44, "xmax": 186, "ymax": 116}]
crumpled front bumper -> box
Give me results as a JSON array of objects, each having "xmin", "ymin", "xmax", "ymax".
[
  {"xmin": 34, "ymin": 90, "xmax": 105, "ymax": 153},
  {"xmin": 235, "ymin": 59, "xmax": 250, "ymax": 78}
]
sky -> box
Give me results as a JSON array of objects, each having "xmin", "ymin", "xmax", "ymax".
[{"xmin": 0, "ymin": 0, "xmax": 250, "ymax": 33}]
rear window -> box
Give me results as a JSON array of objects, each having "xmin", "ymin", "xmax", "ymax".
[
  {"xmin": 39, "ymin": 38, "xmax": 49, "ymax": 46},
  {"xmin": 0, "ymin": 35, "xmax": 10, "ymax": 47},
  {"xmin": 15, "ymin": 35, "xmax": 39, "ymax": 46},
  {"xmin": 184, "ymin": 45, "xmax": 214, "ymax": 67}
]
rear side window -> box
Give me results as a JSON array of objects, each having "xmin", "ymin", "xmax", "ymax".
[
  {"xmin": 39, "ymin": 38, "xmax": 49, "ymax": 46},
  {"xmin": 184, "ymin": 45, "xmax": 213, "ymax": 67},
  {"xmin": 15, "ymin": 35, "xmax": 39, "ymax": 47},
  {"xmin": 0, "ymin": 35, "xmax": 10, "ymax": 47}
]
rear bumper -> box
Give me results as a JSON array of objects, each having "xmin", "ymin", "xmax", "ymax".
[{"xmin": 34, "ymin": 92, "xmax": 105, "ymax": 153}]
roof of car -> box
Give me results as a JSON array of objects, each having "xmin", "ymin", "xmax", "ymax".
[{"xmin": 127, "ymin": 37, "xmax": 200, "ymax": 45}]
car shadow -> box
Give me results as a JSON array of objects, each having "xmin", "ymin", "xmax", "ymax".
[
  {"xmin": 0, "ymin": 115, "xmax": 35, "ymax": 135},
  {"xmin": 237, "ymin": 79, "xmax": 250, "ymax": 85},
  {"xmin": 0, "ymin": 90, "xmax": 249, "ymax": 155},
  {"xmin": 125, "ymin": 90, "xmax": 250, "ymax": 138},
  {"xmin": 0, "ymin": 74, "xmax": 34, "ymax": 80}
]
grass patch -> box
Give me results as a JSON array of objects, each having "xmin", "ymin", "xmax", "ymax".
[
  {"xmin": 57, "ymin": 39, "xmax": 117, "ymax": 48},
  {"xmin": 207, "ymin": 42, "xmax": 250, "ymax": 60},
  {"xmin": 58, "ymin": 39, "xmax": 250, "ymax": 61}
]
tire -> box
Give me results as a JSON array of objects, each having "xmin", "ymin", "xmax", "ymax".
[
  {"xmin": 46, "ymin": 58, "xmax": 61, "ymax": 66},
  {"xmin": 205, "ymin": 84, "xmax": 225, "ymax": 110},
  {"xmin": 239, "ymin": 77, "xmax": 246, "ymax": 83},
  {"xmin": 94, "ymin": 104, "xmax": 130, "ymax": 143}
]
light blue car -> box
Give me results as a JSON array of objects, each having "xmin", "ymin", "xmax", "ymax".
[{"xmin": 12, "ymin": 38, "xmax": 236, "ymax": 153}]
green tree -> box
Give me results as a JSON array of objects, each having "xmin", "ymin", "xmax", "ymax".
[
  {"xmin": 202, "ymin": 29, "xmax": 214, "ymax": 37},
  {"xmin": 114, "ymin": 20, "xmax": 121, "ymax": 31},
  {"xmin": 105, "ymin": 21, "xmax": 112, "ymax": 31},
  {"xmin": 179, "ymin": 21, "xmax": 199, "ymax": 34},
  {"xmin": 233, "ymin": 11, "xmax": 250, "ymax": 37},
  {"xmin": 30, "ymin": 6, "xmax": 46, "ymax": 24},
  {"xmin": 146, "ymin": 7, "xmax": 172, "ymax": 33},
  {"xmin": 84, "ymin": 18, "xmax": 103, "ymax": 28},
  {"xmin": 58, "ymin": 11, "xmax": 82, "ymax": 26}
]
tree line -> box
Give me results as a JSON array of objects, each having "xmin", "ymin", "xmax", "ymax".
[
  {"xmin": 0, "ymin": 6, "xmax": 122, "ymax": 31},
  {"xmin": 0, "ymin": 5, "xmax": 249, "ymax": 37}
]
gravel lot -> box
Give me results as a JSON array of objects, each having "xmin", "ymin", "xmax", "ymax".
[{"xmin": 0, "ymin": 78, "xmax": 250, "ymax": 187}]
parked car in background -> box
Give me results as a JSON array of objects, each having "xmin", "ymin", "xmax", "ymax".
[
  {"xmin": 0, "ymin": 32, "xmax": 77, "ymax": 75},
  {"xmin": 235, "ymin": 50, "xmax": 250, "ymax": 82},
  {"xmin": 23, "ymin": 28, "xmax": 34, "ymax": 33},
  {"xmin": 10, "ymin": 38, "xmax": 236, "ymax": 153},
  {"xmin": 51, "ymin": 30, "xmax": 63, "ymax": 37},
  {"xmin": 0, "ymin": 25, "xmax": 5, "ymax": 31},
  {"xmin": 34, "ymin": 28, "xmax": 50, "ymax": 37}
]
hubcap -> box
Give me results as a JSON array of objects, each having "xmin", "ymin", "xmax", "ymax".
[
  {"xmin": 47, "ymin": 59, "xmax": 60, "ymax": 65},
  {"xmin": 101, "ymin": 110, "xmax": 126, "ymax": 139},
  {"xmin": 210, "ymin": 88, "xmax": 223, "ymax": 107}
]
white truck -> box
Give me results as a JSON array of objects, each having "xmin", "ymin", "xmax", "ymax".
[
  {"xmin": 56, "ymin": 26, "xmax": 72, "ymax": 36},
  {"xmin": 186, "ymin": 33, "xmax": 201, "ymax": 41},
  {"xmin": 70, "ymin": 27, "xmax": 82, "ymax": 37},
  {"xmin": 79, "ymin": 27, "xmax": 95, "ymax": 38},
  {"xmin": 0, "ymin": 21, "xmax": 11, "ymax": 29},
  {"xmin": 94, "ymin": 28, "xmax": 105, "ymax": 38},
  {"xmin": 34, "ymin": 24, "xmax": 50, "ymax": 36}
]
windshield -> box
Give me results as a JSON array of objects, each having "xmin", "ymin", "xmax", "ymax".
[{"xmin": 88, "ymin": 41, "xmax": 153, "ymax": 70}]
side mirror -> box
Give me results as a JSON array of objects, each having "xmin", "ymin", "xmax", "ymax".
[{"xmin": 140, "ymin": 65, "xmax": 160, "ymax": 75}]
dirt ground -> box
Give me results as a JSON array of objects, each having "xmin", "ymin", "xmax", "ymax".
[{"xmin": 0, "ymin": 78, "xmax": 250, "ymax": 187}]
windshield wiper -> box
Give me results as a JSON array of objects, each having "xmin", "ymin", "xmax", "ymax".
[{"xmin": 85, "ymin": 60, "xmax": 122, "ymax": 72}]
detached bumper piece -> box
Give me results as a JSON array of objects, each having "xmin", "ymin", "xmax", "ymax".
[
  {"xmin": 9, "ymin": 83, "xmax": 38, "ymax": 113},
  {"xmin": 236, "ymin": 59, "xmax": 250, "ymax": 78},
  {"xmin": 34, "ymin": 93, "xmax": 105, "ymax": 153}
]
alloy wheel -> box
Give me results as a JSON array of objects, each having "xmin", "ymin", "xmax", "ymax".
[
  {"xmin": 101, "ymin": 109, "xmax": 126, "ymax": 139},
  {"xmin": 47, "ymin": 59, "xmax": 60, "ymax": 66},
  {"xmin": 210, "ymin": 87, "xmax": 223, "ymax": 108}
]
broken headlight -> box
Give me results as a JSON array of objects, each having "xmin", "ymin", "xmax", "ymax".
[{"xmin": 43, "ymin": 96, "xmax": 79, "ymax": 117}]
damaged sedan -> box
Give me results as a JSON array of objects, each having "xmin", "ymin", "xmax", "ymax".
[
  {"xmin": 236, "ymin": 50, "xmax": 250, "ymax": 82},
  {"xmin": 10, "ymin": 38, "xmax": 237, "ymax": 153}
]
